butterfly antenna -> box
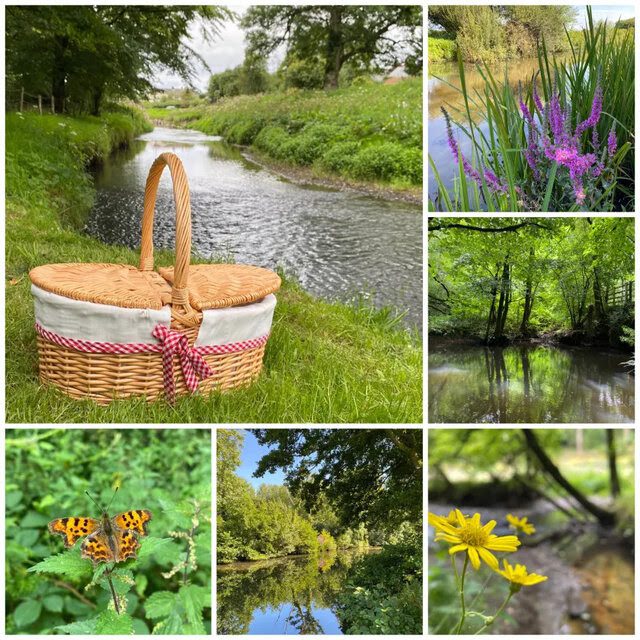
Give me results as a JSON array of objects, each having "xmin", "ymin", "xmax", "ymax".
[
  {"xmin": 85, "ymin": 490, "xmax": 104, "ymax": 512},
  {"xmin": 105, "ymin": 486, "xmax": 119, "ymax": 512}
]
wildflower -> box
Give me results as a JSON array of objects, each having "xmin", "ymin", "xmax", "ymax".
[
  {"xmin": 607, "ymin": 129, "xmax": 617, "ymax": 156},
  {"xmin": 495, "ymin": 559, "xmax": 548, "ymax": 589},
  {"xmin": 575, "ymin": 83, "xmax": 603, "ymax": 138},
  {"xmin": 428, "ymin": 510, "xmax": 460, "ymax": 529},
  {"xmin": 506, "ymin": 514, "xmax": 536, "ymax": 535},
  {"xmin": 429, "ymin": 509, "xmax": 521, "ymax": 570},
  {"xmin": 533, "ymin": 84, "xmax": 544, "ymax": 114}
]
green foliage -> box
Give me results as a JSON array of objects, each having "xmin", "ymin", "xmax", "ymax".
[
  {"xmin": 5, "ymin": 429, "xmax": 211, "ymax": 635},
  {"xmin": 428, "ymin": 31, "xmax": 458, "ymax": 62},
  {"xmin": 6, "ymin": 6, "xmax": 230, "ymax": 114},
  {"xmin": 6, "ymin": 110, "xmax": 422, "ymax": 424},
  {"xmin": 147, "ymin": 78, "xmax": 423, "ymax": 188},
  {"xmin": 335, "ymin": 527, "xmax": 423, "ymax": 634},
  {"xmin": 207, "ymin": 55, "xmax": 271, "ymax": 103}
]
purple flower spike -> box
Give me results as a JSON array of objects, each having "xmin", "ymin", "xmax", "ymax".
[
  {"xmin": 533, "ymin": 84, "xmax": 544, "ymax": 114},
  {"xmin": 484, "ymin": 169, "xmax": 508, "ymax": 194},
  {"xmin": 549, "ymin": 94, "xmax": 565, "ymax": 143},
  {"xmin": 607, "ymin": 129, "xmax": 617, "ymax": 156},
  {"xmin": 575, "ymin": 84, "xmax": 603, "ymax": 137}
]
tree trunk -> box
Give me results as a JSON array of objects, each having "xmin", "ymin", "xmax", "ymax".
[
  {"xmin": 323, "ymin": 7, "xmax": 344, "ymax": 89},
  {"xmin": 484, "ymin": 266, "xmax": 500, "ymax": 344},
  {"xmin": 52, "ymin": 35, "xmax": 69, "ymax": 114},
  {"xmin": 606, "ymin": 430, "xmax": 620, "ymax": 498},
  {"xmin": 593, "ymin": 267, "xmax": 606, "ymax": 324},
  {"xmin": 494, "ymin": 260, "xmax": 510, "ymax": 339},
  {"xmin": 575, "ymin": 428, "xmax": 583, "ymax": 453},
  {"xmin": 519, "ymin": 248, "xmax": 535, "ymax": 336},
  {"xmin": 91, "ymin": 86, "xmax": 103, "ymax": 116},
  {"xmin": 522, "ymin": 429, "xmax": 615, "ymax": 526}
]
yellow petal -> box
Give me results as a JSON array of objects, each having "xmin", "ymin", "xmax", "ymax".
[
  {"xmin": 482, "ymin": 519, "xmax": 497, "ymax": 535},
  {"xmin": 476, "ymin": 546, "xmax": 498, "ymax": 569},
  {"xmin": 467, "ymin": 546, "xmax": 481, "ymax": 570},
  {"xmin": 448, "ymin": 543, "xmax": 468, "ymax": 555},
  {"xmin": 455, "ymin": 509, "xmax": 466, "ymax": 527},
  {"xmin": 436, "ymin": 533, "xmax": 464, "ymax": 544}
]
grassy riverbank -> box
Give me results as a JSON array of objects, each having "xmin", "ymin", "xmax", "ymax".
[
  {"xmin": 5, "ymin": 110, "xmax": 422, "ymax": 423},
  {"xmin": 145, "ymin": 79, "xmax": 422, "ymax": 196}
]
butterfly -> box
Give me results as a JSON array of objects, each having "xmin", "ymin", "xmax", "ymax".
[{"xmin": 48, "ymin": 489, "xmax": 152, "ymax": 565}]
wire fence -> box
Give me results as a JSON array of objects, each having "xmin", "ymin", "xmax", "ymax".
[{"xmin": 6, "ymin": 87, "xmax": 61, "ymax": 114}]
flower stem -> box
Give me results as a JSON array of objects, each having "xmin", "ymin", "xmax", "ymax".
[
  {"xmin": 473, "ymin": 590, "xmax": 515, "ymax": 635},
  {"xmin": 454, "ymin": 554, "xmax": 469, "ymax": 634},
  {"xmin": 105, "ymin": 567, "xmax": 120, "ymax": 615}
]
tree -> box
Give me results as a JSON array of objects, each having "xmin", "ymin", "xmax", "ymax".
[
  {"xmin": 501, "ymin": 6, "xmax": 578, "ymax": 51},
  {"xmin": 252, "ymin": 428, "xmax": 422, "ymax": 526},
  {"xmin": 606, "ymin": 430, "xmax": 621, "ymax": 498},
  {"xmin": 241, "ymin": 6, "xmax": 422, "ymax": 89},
  {"xmin": 6, "ymin": 6, "xmax": 230, "ymax": 114}
]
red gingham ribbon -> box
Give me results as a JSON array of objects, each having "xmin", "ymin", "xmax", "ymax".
[
  {"xmin": 35, "ymin": 323, "xmax": 269, "ymax": 402},
  {"xmin": 151, "ymin": 325, "xmax": 214, "ymax": 404}
]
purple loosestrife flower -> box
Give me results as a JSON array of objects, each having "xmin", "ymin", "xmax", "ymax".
[
  {"xmin": 549, "ymin": 93, "xmax": 565, "ymax": 143},
  {"xmin": 575, "ymin": 84, "xmax": 603, "ymax": 137},
  {"xmin": 533, "ymin": 85, "xmax": 544, "ymax": 114},
  {"xmin": 608, "ymin": 129, "xmax": 617, "ymax": 156}
]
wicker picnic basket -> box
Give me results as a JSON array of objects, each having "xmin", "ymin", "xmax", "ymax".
[{"xmin": 29, "ymin": 152, "xmax": 281, "ymax": 404}]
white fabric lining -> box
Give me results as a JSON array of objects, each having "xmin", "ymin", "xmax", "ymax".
[{"xmin": 32, "ymin": 285, "xmax": 276, "ymax": 346}]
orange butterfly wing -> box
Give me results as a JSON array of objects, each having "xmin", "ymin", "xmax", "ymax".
[
  {"xmin": 81, "ymin": 531, "xmax": 115, "ymax": 564},
  {"xmin": 48, "ymin": 517, "xmax": 99, "ymax": 548},
  {"xmin": 112, "ymin": 510, "xmax": 152, "ymax": 536},
  {"xmin": 114, "ymin": 528, "xmax": 141, "ymax": 562}
]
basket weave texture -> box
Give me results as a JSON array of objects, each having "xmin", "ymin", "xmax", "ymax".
[{"xmin": 29, "ymin": 152, "xmax": 280, "ymax": 404}]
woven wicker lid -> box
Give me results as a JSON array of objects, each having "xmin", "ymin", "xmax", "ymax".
[
  {"xmin": 158, "ymin": 264, "xmax": 281, "ymax": 310},
  {"xmin": 29, "ymin": 263, "xmax": 172, "ymax": 310}
]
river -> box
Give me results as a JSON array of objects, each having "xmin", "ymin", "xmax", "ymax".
[
  {"xmin": 86, "ymin": 128, "xmax": 422, "ymax": 329},
  {"xmin": 428, "ymin": 341, "xmax": 634, "ymax": 423},
  {"xmin": 427, "ymin": 56, "xmax": 565, "ymax": 204},
  {"xmin": 216, "ymin": 548, "xmax": 379, "ymax": 635}
]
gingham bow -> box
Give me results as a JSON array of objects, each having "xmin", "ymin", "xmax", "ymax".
[{"xmin": 152, "ymin": 325, "xmax": 214, "ymax": 403}]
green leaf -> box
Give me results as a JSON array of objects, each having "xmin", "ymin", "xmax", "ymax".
[
  {"xmin": 94, "ymin": 610, "xmax": 134, "ymax": 635},
  {"xmin": 138, "ymin": 536, "xmax": 173, "ymax": 560},
  {"xmin": 43, "ymin": 594, "xmax": 64, "ymax": 612},
  {"xmin": 132, "ymin": 618, "xmax": 150, "ymax": 635},
  {"xmin": 28, "ymin": 548, "xmax": 92, "ymax": 580},
  {"xmin": 56, "ymin": 619, "xmax": 96, "ymax": 635},
  {"xmin": 145, "ymin": 590, "xmax": 177, "ymax": 619},
  {"xmin": 6, "ymin": 489, "xmax": 24, "ymax": 509},
  {"xmin": 14, "ymin": 599, "xmax": 42, "ymax": 628},
  {"xmin": 20, "ymin": 510, "xmax": 50, "ymax": 528},
  {"xmin": 153, "ymin": 611, "xmax": 183, "ymax": 635},
  {"xmin": 179, "ymin": 584, "xmax": 209, "ymax": 634}
]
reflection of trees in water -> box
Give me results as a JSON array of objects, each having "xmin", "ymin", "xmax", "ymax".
[
  {"xmin": 484, "ymin": 347, "xmax": 509, "ymax": 421},
  {"xmin": 217, "ymin": 550, "xmax": 364, "ymax": 634}
]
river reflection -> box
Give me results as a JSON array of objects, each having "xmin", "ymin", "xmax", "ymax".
[
  {"xmin": 428, "ymin": 342, "xmax": 634, "ymax": 423},
  {"xmin": 217, "ymin": 549, "xmax": 375, "ymax": 635}
]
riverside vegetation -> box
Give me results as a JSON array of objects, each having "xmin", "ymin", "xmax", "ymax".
[
  {"xmin": 146, "ymin": 78, "xmax": 422, "ymax": 194},
  {"xmin": 6, "ymin": 109, "xmax": 421, "ymax": 423},
  {"xmin": 5, "ymin": 429, "xmax": 211, "ymax": 635},
  {"xmin": 217, "ymin": 429, "xmax": 423, "ymax": 635}
]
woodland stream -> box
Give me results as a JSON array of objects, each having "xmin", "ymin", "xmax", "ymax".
[
  {"xmin": 86, "ymin": 127, "xmax": 422, "ymax": 329},
  {"xmin": 216, "ymin": 548, "xmax": 379, "ymax": 635},
  {"xmin": 428, "ymin": 341, "xmax": 634, "ymax": 423}
]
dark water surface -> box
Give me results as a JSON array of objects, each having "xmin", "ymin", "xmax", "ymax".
[
  {"xmin": 86, "ymin": 128, "xmax": 422, "ymax": 329},
  {"xmin": 428, "ymin": 342, "xmax": 634, "ymax": 423},
  {"xmin": 217, "ymin": 549, "xmax": 377, "ymax": 635}
]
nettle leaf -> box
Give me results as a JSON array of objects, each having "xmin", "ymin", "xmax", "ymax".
[
  {"xmin": 179, "ymin": 585, "xmax": 209, "ymax": 634},
  {"xmin": 43, "ymin": 594, "xmax": 65, "ymax": 613},
  {"xmin": 55, "ymin": 619, "xmax": 97, "ymax": 635},
  {"xmin": 14, "ymin": 599, "xmax": 42, "ymax": 628},
  {"xmin": 94, "ymin": 610, "xmax": 134, "ymax": 635},
  {"xmin": 145, "ymin": 590, "xmax": 177, "ymax": 619},
  {"xmin": 138, "ymin": 536, "xmax": 173, "ymax": 561},
  {"xmin": 28, "ymin": 547, "xmax": 92, "ymax": 580},
  {"xmin": 153, "ymin": 611, "xmax": 183, "ymax": 635},
  {"xmin": 20, "ymin": 510, "xmax": 50, "ymax": 528}
]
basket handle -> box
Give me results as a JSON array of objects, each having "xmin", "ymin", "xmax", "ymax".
[{"xmin": 139, "ymin": 152, "xmax": 198, "ymax": 325}]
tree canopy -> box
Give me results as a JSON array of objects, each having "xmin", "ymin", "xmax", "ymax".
[
  {"xmin": 429, "ymin": 217, "xmax": 634, "ymax": 345},
  {"xmin": 252, "ymin": 428, "xmax": 422, "ymax": 526},
  {"xmin": 5, "ymin": 6, "xmax": 230, "ymax": 114},
  {"xmin": 241, "ymin": 5, "xmax": 422, "ymax": 89}
]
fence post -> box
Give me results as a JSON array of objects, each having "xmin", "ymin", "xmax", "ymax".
[
  {"xmin": 51, "ymin": 95, "xmax": 55, "ymax": 114},
  {"xmin": 38, "ymin": 95, "xmax": 43, "ymax": 115},
  {"xmin": 20, "ymin": 87, "xmax": 24, "ymax": 112}
]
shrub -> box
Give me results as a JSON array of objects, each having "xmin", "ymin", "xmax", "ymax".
[{"xmin": 319, "ymin": 141, "xmax": 360, "ymax": 174}]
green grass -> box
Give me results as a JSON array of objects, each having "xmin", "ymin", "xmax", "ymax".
[
  {"xmin": 5, "ymin": 110, "xmax": 422, "ymax": 424},
  {"xmin": 145, "ymin": 79, "xmax": 423, "ymax": 190}
]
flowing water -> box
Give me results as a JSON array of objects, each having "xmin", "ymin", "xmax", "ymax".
[
  {"xmin": 427, "ymin": 56, "xmax": 566, "ymax": 203},
  {"xmin": 86, "ymin": 128, "xmax": 422, "ymax": 329},
  {"xmin": 428, "ymin": 341, "xmax": 634, "ymax": 423},
  {"xmin": 217, "ymin": 549, "xmax": 378, "ymax": 635}
]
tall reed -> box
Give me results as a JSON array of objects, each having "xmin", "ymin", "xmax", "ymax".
[{"xmin": 429, "ymin": 6, "xmax": 634, "ymax": 212}]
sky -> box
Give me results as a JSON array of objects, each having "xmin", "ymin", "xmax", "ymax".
[
  {"xmin": 575, "ymin": 4, "xmax": 635, "ymax": 26},
  {"xmin": 236, "ymin": 430, "xmax": 286, "ymax": 489}
]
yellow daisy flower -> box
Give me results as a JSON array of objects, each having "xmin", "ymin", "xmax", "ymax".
[
  {"xmin": 428, "ymin": 508, "xmax": 521, "ymax": 570},
  {"xmin": 506, "ymin": 513, "xmax": 536, "ymax": 535},
  {"xmin": 495, "ymin": 559, "xmax": 548, "ymax": 587}
]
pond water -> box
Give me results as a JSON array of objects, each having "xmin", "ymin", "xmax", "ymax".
[
  {"xmin": 428, "ymin": 342, "xmax": 634, "ymax": 423},
  {"xmin": 427, "ymin": 56, "xmax": 565, "ymax": 203},
  {"xmin": 86, "ymin": 128, "xmax": 422, "ymax": 329},
  {"xmin": 217, "ymin": 549, "xmax": 377, "ymax": 635}
]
